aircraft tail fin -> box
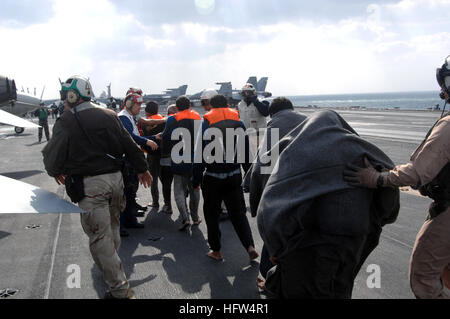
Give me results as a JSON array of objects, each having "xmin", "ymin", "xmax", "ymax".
[
  {"xmin": 247, "ymin": 76, "xmax": 257, "ymax": 88},
  {"xmin": 178, "ymin": 85, "xmax": 188, "ymax": 96},
  {"xmin": 257, "ymin": 77, "xmax": 268, "ymax": 91},
  {"xmin": 215, "ymin": 82, "xmax": 232, "ymax": 96}
]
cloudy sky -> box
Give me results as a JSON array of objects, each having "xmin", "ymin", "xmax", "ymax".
[{"xmin": 1, "ymin": 0, "xmax": 450, "ymax": 99}]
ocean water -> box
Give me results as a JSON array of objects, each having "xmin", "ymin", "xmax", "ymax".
[{"xmin": 277, "ymin": 91, "xmax": 444, "ymax": 110}]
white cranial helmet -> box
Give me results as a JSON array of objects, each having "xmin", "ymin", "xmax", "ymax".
[
  {"xmin": 60, "ymin": 75, "xmax": 93, "ymax": 104},
  {"xmin": 200, "ymin": 88, "xmax": 218, "ymax": 100}
]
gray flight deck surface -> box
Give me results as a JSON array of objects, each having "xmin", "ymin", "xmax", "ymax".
[{"xmin": 0, "ymin": 107, "xmax": 439, "ymax": 299}]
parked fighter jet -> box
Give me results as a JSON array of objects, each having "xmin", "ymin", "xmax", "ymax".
[
  {"xmin": 0, "ymin": 175, "xmax": 83, "ymax": 214},
  {"xmin": 0, "ymin": 75, "xmax": 41, "ymax": 134},
  {"xmin": 0, "ymin": 76, "xmax": 84, "ymax": 214},
  {"xmin": 215, "ymin": 76, "xmax": 272, "ymax": 106},
  {"xmin": 142, "ymin": 85, "xmax": 188, "ymax": 104}
]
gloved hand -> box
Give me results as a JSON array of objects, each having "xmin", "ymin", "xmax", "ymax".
[
  {"xmin": 343, "ymin": 157, "xmax": 380, "ymax": 189},
  {"xmin": 244, "ymin": 93, "xmax": 256, "ymax": 105},
  {"xmin": 248, "ymin": 94, "xmax": 257, "ymax": 103}
]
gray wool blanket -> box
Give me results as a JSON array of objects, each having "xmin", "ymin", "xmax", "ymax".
[{"xmin": 252, "ymin": 110, "xmax": 400, "ymax": 257}]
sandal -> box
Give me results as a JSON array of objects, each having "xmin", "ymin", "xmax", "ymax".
[
  {"xmin": 257, "ymin": 277, "xmax": 266, "ymax": 291},
  {"xmin": 207, "ymin": 251, "xmax": 223, "ymax": 261},
  {"xmin": 178, "ymin": 220, "xmax": 191, "ymax": 231},
  {"xmin": 248, "ymin": 249, "xmax": 259, "ymax": 261}
]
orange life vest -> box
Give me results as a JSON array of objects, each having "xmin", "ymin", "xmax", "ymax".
[
  {"xmin": 174, "ymin": 109, "xmax": 201, "ymax": 122},
  {"xmin": 203, "ymin": 107, "xmax": 240, "ymax": 125}
]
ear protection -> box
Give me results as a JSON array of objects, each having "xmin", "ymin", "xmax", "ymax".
[
  {"xmin": 67, "ymin": 89, "xmax": 80, "ymax": 104},
  {"xmin": 437, "ymin": 55, "xmax": 450, "ymax": 95},
  {"xmin": 125, "ymin": 93, "xmax": 144, "ymax": 109}
]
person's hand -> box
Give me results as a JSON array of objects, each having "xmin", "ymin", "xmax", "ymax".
[
  {"xmin": 155, "ymin": 133, "xmax": 162, "ymax": 140},
  {"xmin": 146, "ymin": 139, "xmax": 158, "ymax": 150},
  {"xmin": 269, "ymin": 256, "xmax": 278, "ymax": 265},
  {"xmin": 54, "ymin": 175, "xmax": 66, "ymax": 185},
  {"xmin": 194, "ymin": 186, "xmax": 200, "ymax": 191},
  {"xmin": 138, "ymin": 171, "xmax": 152, "ymax": 188},
  {"xmin": 343, "ymin": 157, "xmax": 380, "ymax": 189}
]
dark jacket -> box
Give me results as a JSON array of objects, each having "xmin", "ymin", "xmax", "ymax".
[
  {"xmin": 43, "ymin": 101, "xmax": 148, "ymax": 177},
  {"xmin": 161, "ymin": 109, "xmax": 201, "ymax": 175},
  {"xmin": 192, "ymin": 107, "xmax": 252, "ymax": 188},
  {"xmin": 35, "ymin": 108, "xmax": 49, "ymax": 122}
]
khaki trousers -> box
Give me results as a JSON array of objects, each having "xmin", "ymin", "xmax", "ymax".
[
  {"xmin": 409, "ymin": 208, "xmax": 450, "ymax": 299},
  {"xmin": 78, "ymin": 171, "xmax": 133, "ymax": 298}
]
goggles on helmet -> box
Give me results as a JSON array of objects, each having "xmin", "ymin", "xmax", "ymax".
[
  {"xmin": 241, "ymin": 90, "xmax": 255, "ymax": 98},
  {"xmin": 135, "ymin": 95, "xmax": 143, "ymax": 104},
  {"xmin": 436, "ymin": 67, "xmax": 450, "ymax": 89},
  {"xmin": 437, "ymin": 55, "xmax": 450, "ymax": 91},
  {"xmin": 60, "ymin": 89, "xmax": 68, "ymax": 101},
  {"xmin": 127, "ymin": 88, "xmax": 143, "ymax": 96},
  {"xmin": 125, "ymin": 93, "xmax": 144, "ymax": 106}
]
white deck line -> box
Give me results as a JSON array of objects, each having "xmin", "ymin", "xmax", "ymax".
[{"xmin": 44, "ymin": 213, "xmax": 62, "ymax": 299}]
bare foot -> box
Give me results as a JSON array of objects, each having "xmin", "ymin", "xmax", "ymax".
[
  {"xmin": 207, "ymin": 251, "xmax": 223, "ymax": 261},
  {"xmin": 257, "ymin": 277, "xmax": 266, "ymax": 290},
  {"xmin": 248, "ymin": 246, "xmax": 259, "ymax": 260}
]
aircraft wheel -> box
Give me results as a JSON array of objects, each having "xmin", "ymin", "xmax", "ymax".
[{"xmin": 14, "ymin": 127, "xmax": 24, "ymax": 134}]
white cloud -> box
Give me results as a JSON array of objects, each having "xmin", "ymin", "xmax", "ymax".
[{"xmin": 2, "ymin": 0, "xmax": 450, "ymax": 99}]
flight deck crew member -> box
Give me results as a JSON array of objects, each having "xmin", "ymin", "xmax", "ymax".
[
  {"xmin": 193, "ymin": 94, "xmax": 258, "ymax": 261},
  {"xmin": 118, "ymin": 93, "xmax": 159, "ymax": 233},
  {"xmin": 51, "ymin": 102, "xmax": 58, "ymax": 119},
  {"xmin": 344, "ymin": 55, "xmax": 450, "ymax": 299},
  {"xmin": 200, "ymin": 89, "xmax": 217, "ymax": 112},
  {"xmin": 161, "ymin": 96, "xmax": 202, "ymax": 230},
  {"xmin": 35, "ymin": 102, "xmax": 50, "ymax": 143},
  {"xmin": 238, "ymin": 83, "xmax": 269, "ymax": 154},
  {"xmin": 42, "ymin": 76, "xmax": 152, "ymax": 299}
]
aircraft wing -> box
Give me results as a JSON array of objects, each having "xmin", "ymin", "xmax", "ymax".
[
  {"xmin": 0, "ymin": 109, "xmax": 41, "ymax": 128},
  {"xmin": 0, "ymin": 175, "xmax": 84, "ymax": 214}
]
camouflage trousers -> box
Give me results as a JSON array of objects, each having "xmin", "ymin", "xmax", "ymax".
[
  {"xmin": 78, "ymin": 171, "xmax": 134, "ymax": 299},
  {"xmin": 410, "ymin": 208, "xmax": 450, "ymax": 299}
]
